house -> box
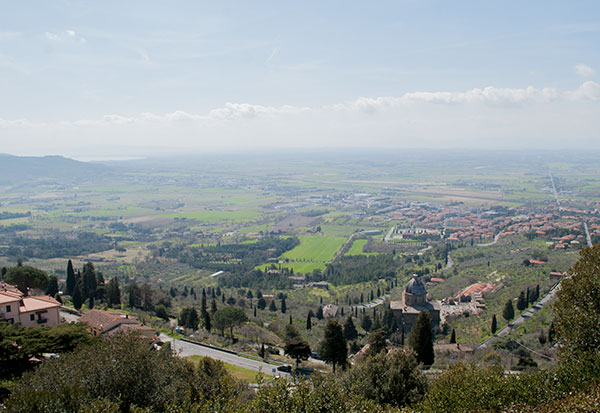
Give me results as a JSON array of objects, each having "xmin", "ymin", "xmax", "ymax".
[
  {"xmin": 390, "ymin": 275, "xmax": 440, "ymax": 334},
  {"xmin": 79, "ymin": 309, "xmax": 157, "ymax": 341},
  {"xmin": 0, "ymin": 282, "xmax": 61, "ymax": 326},
  {"xmin": 322, "ymin": 304, "xmax": 339, "ymax": 318}
]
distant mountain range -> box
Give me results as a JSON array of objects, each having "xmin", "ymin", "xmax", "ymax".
[{"xmin": 0, "ymin": 154, "xmax": 110, "ymax": 185}]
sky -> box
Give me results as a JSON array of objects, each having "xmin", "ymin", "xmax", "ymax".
[{"xmin": 1, "ymin": 1, "xmax": 599, "ymax": 158}]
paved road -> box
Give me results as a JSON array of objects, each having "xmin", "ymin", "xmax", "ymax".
[
  {"xmin": 479, "ymin": 282, "xmax": 561, "ymax": 348},
  {"xmin": 159, "ymin": 334, "xmax": 288, "ymax": 376},
  {"xmin": 584, "ymin": 222, "xmax": 593, "ymax": 247},
  {"xmin": 60, "ymin": 310, "xmax": 289, "ymax": 375},
  {"xmin": 478, "ymin": 232, "xmax": 501, "ymax": 247},
  {"xmin": 356, "ymin": 294, "xmax": 390, "ymax": 309}
]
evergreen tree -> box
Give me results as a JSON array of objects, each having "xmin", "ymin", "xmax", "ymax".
[
  {"xmin": 284, "ymin": 337, "xmax": 311, "ymax": 368},
  {"xmin": 107, "ymin": 277, "xmax": 121, "ymax": 307},
  {"xmin": 343, "ymin": 316, "xmax": 358, "ymax": 341},
  {"xmin": 366, "ymin": 328, "xmax": 387, "ymax": 356},
  {"xmin": 221, "ymin": 294, "xmax": 225, "ymax": 303},
  {"xmin": 72, "ymin": 281, "xmax": 83, "ymax": 310},
  {"xmin": 201, "ymin": 291, "xmax": 211, "ymax": 331},
  {"xmin": 253, "ymin": 306, "xmax": 257, "ymax": 317},
  {"xmin": 316, "ymin": 306, "xmax": 323, "ymax": 320},
  {"xmin": 45, "ymin": 275, "xmax": 59, "ymax": 297},
  {"xmin": 319, "ymin": 319, "xmax": 347, "ymax": 373},
  {"xmin": 66, "ymin": 259, "xmax": 76, "ymax": 296},
  {"xmin": 88, "ymin": 294, "xmax": 94, "ymax": 310},
  {"xmin": 502, "ymin": 299, "xmax": 515, "ymax": 321},
  {"xmin": 450, "ymin": 329, "xmax": 456, "ymax": 344},
  {"xmin": 289, "ymin": 314, "xmax": 292, "ymax": 324},
  {"xmin": 535, "ymin": 284, "xmax": 540, "ymax": 302},
  {"xmin": 408, "ymin": 311, "xmax": 434, "ymax": 367},
  {"xmin": 491, "ymin": 314, "xmax": 497, "ymax": 334},
  {"xmin": 516, "ymin": 291, "xmax": 527, "ymax": 311},
  {"xmin": 526, "ymin": 287, "xmax": 531, "ymax": 305},
  {"xmin": 257, "ymin": 297, "xmax": 266, "ymax": 310},
  {"xmin": 280, "ymin": 297, "xmax": 286, "ymax": 314},
  {"xmin": 259, "ymin": 343, "xmax": 265, "ymax": 358},
  {"xmin": 377, "ymin": 286, "xmax": 381, "ymax": 297},
  {"xmin": 360, "ymin": 293, "xmax": 364, "ymax": 303},
  {"xmin": 95, "ymin": 272, "xmax": 105, "ymax": 302},
  {"xmin": 178, "ymin": 307, "xmax": 199, "ymax": 330},
  {"xmin": 269, "ymin": 300, "xmax": 277, "ymax": 312},
  {"xmin": 81, "ymin": 262, "xmax": 97, "ymax": 300},
  {"xmin": 548, "ymin": 320, "xmax": 556, "ymax": 343},
  {"xmin": 361, "ymin": 314, "xmax": 372, "ymax": 332},
  {"xmin": 306, "ymin": 312, "xmax": 312, "ymax": 330},
  {"xmin": 211, "ymin": 298, "xmax": 218, "ymax": 314}
]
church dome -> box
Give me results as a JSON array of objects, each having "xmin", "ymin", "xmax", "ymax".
[{"xmin": 405, "ymin": 274, "xmax": 427, "ymax": 295}]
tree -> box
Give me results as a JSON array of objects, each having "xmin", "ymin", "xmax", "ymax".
[
  {"xmin": 502, "ymin": 299, "xmax": 515, "ymax": 321},
  {"xmin": 366, "ymin": 329, "xmax": 387, "ymax": 356},
  {"xmin": 316, "ymin": 306, "xmax": 324, "ymax": 320},
  {"xmin": 5, "ymin": 265, "xmax": 49, "ymax": 295},
  {"xmin": 284, "ymin": 337, "xmax": 311, "ymax": 368},
  {"xmin": 361, "ymin": 315, "xmax": 372, "ymax": 332},
  {"xmin": 491, "ymin": 314, "xmax": 497, "ymax": 334},
  {"xmin": 319, "ymin": 319, "xmax": 347, "ymax": 373},
  {"xmin": 306, "ymin": 312, "xmax": 312, "ymax": 330},
  {"xmin": 516, "ymin": 290, "xmax": 527, "ymax": 311},
  {"xmin": 81, "ymin": 262, "xmax": 97, "ymax": 300},
  {"xmin": 284, "ymin": 324, "xmax": 300, "ymax": 340},
  {"xmin": 45, "ymin": 275, "xmax": 59, "ymax": 297},
  {"xmin": 450, "ymin": 329, "xmax": 456, "ymax": 344},
  {"xmin": 107, "ymin": 277, "xmax": 121, "ymax": 307},
  {"xmin": 280, "ymin": 297, "xmax": 286, "ymax": 313},
  {"xmin": 72, "ymin": 281, "xmax": 83, "ymax": 310},
  {"xmin": 269, "ymin": 300, "xmax": 277, "ymax": 312},
  {"xmin": 554, "ymin": 243, "xmax": 600, "ymax": 358},
  {"xmin": 341, "ymin": 348, "xmax": 426, "ymax": 408},
  {"xmin": 408, "ymin": 311, "xmax": 434, "ymax": 367},
  {"xmin": 201, "ymin": 291, "xmax": 211, "ymax": 331},
  {"xmin": 259, "ymin": 343, "xmax": 265, "ymax": 359},
  {"xmin": 178, "ymin": 307, "xmax": 199, "ymax": 330},
  {"xmin": 211, "ymin": 298, "xmax": 218, "ymax": 314},
  {"xmin": 257, "ymin": 297, "xmax": 266, "ymax": 310},
  {"xmin": 66, "ymin": 259, "xmax": 76, "ymax": 296},
  {"xmin": 213, "ymin": 306, "xmax": 248, "ymax": 339},
  {"xmin": 343, "ymin": 316, "xmax": 358, "ymax": 341}
]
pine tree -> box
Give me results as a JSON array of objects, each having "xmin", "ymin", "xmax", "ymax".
[
  {"xmin": 319, "ymin": 319, "xmax": 347, "ymax": 373},
  {"xmin": 408, "ymin": 311, "xmax": 434, "ymax": 367},
  {"xmin": 306, "ymin": 312, "xmax": 312, "ymax": 330},
  {"xmin": 66, "ymin": 259, "xmax": 76, "ymax": 296},
  {"xmin": 72, "ymin": 281, "xmax": 83, "ymax": 310},
  {"xmin": 503, "ymin": 299, "xmax": 515, "ymax": 321},
  {"xmin": 491, "ymin": 314, "xmax": 497, "ymax": 334},
  {"xmin": 280, "ymin": 297, "xmax": 286, "ymax": 314}
]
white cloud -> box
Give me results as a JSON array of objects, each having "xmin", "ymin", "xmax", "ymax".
[
  {"xmin": 575, "ymin": 64, "xmax": 595, "ymax": 78},
  {"xmin": 565, "ymin": 81, "xmax": 600, "ymax": 101},
  {"xmin": 207, "ymin": 103, "xmax": 308, "ymax": 120},
  {"xmin": 44, "ymin": 30, "xmax": 86, "ymax": 44}
]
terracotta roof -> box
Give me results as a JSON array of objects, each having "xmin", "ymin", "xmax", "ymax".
[
  {"xmin": 79, "ymin": 309, "xmax": 139, "ymax": 333},
  {"xmin": 20, "ymin": 296, "xmax": 60, "ymax": 313}
]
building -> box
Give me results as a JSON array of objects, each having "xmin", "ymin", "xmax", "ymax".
[
  {"xmin": 79, "ymin": 309, "xmax": 157, "ymax": 341},
  {"xmin": 0, "ymin": 282, "xmax": 61, "ymax": 326},
  {"xmin": 390, "ymin": 275, "xmax": 440, "ymax": 334}
]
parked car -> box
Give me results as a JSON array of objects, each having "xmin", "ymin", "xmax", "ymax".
[{"xmin": 277, "ymin": 364, "xmax": 292, "ymax": 373}]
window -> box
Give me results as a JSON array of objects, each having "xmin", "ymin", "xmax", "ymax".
[
  {"xmin": 30, "ymin": 314, "xmax": 35, "ymax": 321},
  {"xmin": 5, "ymin": 305, "xmax": 10, "ymax": 313}
]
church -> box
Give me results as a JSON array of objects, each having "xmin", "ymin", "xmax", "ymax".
[{"xmin": 390, "ymin": 274, "xmax": 441, "ymax": 334}]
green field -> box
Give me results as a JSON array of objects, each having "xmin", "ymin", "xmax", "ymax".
[
  {"xmin": 281, "ymin": 235, "xmax": 346, "ymax": 262},
  {"xmin": 345, "ymin": 238, "xmax": 377, "ymax": 256}
]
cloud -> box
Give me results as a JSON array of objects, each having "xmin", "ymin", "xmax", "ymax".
[
  {"xmin": 565, "ymin": 81, "xmax": 600, "ymax": 101},
  {"xmin": 266, "ymin": 46, "xmax": 279, "ymax": 63},
  {"xmin": 575, "ymin": 64, "xmax": 595, "ymax": 78},
  {"xmin": 333, "ymin": 85, "xmax": 560, "ymax": 113},
  {"xmin": 207, "ymin": 103, "xmax": 308, "ymax": 120},
  {"xmin": 45, "ymin": 30, "xmax": 86, "ymax": 44}
]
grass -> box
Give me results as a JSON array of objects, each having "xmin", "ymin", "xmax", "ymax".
[
  {"xmin": 281, "ymin": 235, "xmax": 346, "ymax": 262},
  {"xmin": 345, "ymin": 239, "xmax": 378, "ymax": 256}
]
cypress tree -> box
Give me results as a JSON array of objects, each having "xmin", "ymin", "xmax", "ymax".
[
  {"xmin": 343, "ymin": 316, "xmax": 358, "ymax": 341},
  {"xmin": 66, "ymin": 259, "xmax": 76, "ymax": 296},
  {"xmin": 46, "ymin": 275, "xmax": 59, "ymax": 297},
  {"xmin": 491, "ymin": 314, "xmax": 497, "ymax": 334},
  {"xmin": 253, "ymin": 306, "xmax": 257, "ymax": 317},
  {"xmin": 201, "ymin": 291, "xmax": 211, "ymax": 331},
  {"xmin": 316, "ymin": 306, "xmax": 323, "ymax": 320},
  {"xmin": 72, "ymin": 281, "xmax": 83, "ymax": 310},
  {"xmin": 306, "ymin": 312, "xmax": 312, "ymax": 330},
  {"xmin": 408, "ymin": 311, "xmax": 435, "ymax": 367},
  {"xmin": 269, "ymin": 300, "xmax": 277, "ymax": 312},
  {"xmin": 211, "ymin": 298, "xmax": 218, "ymax": 314},
  {"xmin": 107, "ymin": 277, "xmax": 121, "ymax": 307},
  {"xmin": 289, "ymin": 314, "xmax": 292, "ymax": 325},
  {"xmin": 517, "ymin": 291, "xmax": 527, "ymax": 311},
  {"xmin": 281, "ymin": 297, "xmax": 286, "ymax": 314},
  {"xmin": 503, "ymin": 299, "xmax": 515, "ymax": 321},
  {"xmin": 450, "ymin": 328, "xmax": 456, "ymax": 344}
]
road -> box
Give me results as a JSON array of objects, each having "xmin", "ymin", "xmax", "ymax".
[
  {"xmin": 159, "ymin": 334, "xmax": 288, "ymax": 376},
  {"xmin": 479, "ymin": 282, "xmax": 561, "ymax": 348},
  {"xmin": 384, "ymin": 226, "xmax": 396, "ymax": 242},
  {"xmin": 477, "ymin": 232, "xmax": 501, "ymax": 247},
  {"xmin": 584, "ymin": 222, "xmax": 593, "ymax": 247},
  {"xmin": 548, "ymin": 169, "xmax": 561, "ymax": 209},
  {"xmin": 356, "ymin": 293, "xmax": 390, "ymax": 309},
  {"xmin": 60, "ymin": 310, "xmax": 290, "ymax": 375}
]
